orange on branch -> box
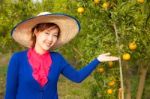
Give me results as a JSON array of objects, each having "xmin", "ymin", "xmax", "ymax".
[
  {"xmin": 129, "ymin": 42, "xmax": 137, "ymax": 51},
  {"xmin": 108, "ymin": 61, "xmax": 113, "ymax": 67},
  {"xmin": 107, "ymin": 89, "xmax": 113, "ymax": 94},
  {"xmin": 77, "ymin": 7, "xmax": 84, "ymax": 14},
  {"xmin": 108, "ymin": 81, "xmax": 115, "ymax": 86},
  {"xmin": 102, "ymin": 2, "xmax": 109, "ymax": 10},
  {"xmin": 97, "ymin": 67, "xmax": 104, "ymax": 73},
  {"xmin": 137, "ymin": 0, "xmax": 144, "ymax": 3},
  {"xmin": 94, "ymin": 0, "xmax": 100, "ymax": 4},
  {"xmin": 122, "ymin": 53, "xmax": 131, "ymax": 61}
]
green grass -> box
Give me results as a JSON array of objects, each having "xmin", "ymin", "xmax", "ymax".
[
  {"xmin": 0, "ymin": 66, "xmax": 7, "ymax": 99},
  {"xmin": 58, "ymin": 75, "xmax": 96, "ymax": 99}
]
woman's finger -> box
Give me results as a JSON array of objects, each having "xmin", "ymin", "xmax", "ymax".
[
  {"xmin": 102, "ymin": 53, "xmax": 110, "ymax": 56},
  {"xmin": 106, "ymin": 56, "xmax": 119, "ymax": 61}
]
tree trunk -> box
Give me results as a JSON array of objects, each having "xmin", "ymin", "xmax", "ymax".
[
  {"xmin": 123, "ymin": 62, "xmax": 131, "ymax": 99},
  {"xmin": 136, "ymin": 66, "xmax": 148, "ymax": 99},
  {"xmin": 125, "ymin": 78, "xmax": 131, "ymax": 99}
]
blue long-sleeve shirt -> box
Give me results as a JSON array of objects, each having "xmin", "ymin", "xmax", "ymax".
[{"xmin": 5, "ymin": 50, "xmax": 100, "ymax": 99}]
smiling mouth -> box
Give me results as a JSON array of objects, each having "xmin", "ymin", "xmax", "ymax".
[
  {"xmin": 46, "ymin": 42, "xmax": 52, "ymax": 46},
  {"xmin": 46, "ymin": 43, "xmax": 51, "ymax": 46}
]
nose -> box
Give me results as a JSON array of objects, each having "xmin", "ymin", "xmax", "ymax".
[{"xmin": 47, "ymin": 35, "xmax": 53, "ymax": 42}]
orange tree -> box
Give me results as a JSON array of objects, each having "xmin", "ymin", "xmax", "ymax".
[
  {"xmin": 109, "ymin": 1, "xmax": 150, "ymax": 99},
  {"xmin": 7, "ymin": 0, "xmax": 149, "ymax": 98},
  {"xmin": 57, "ymin": 0, "xmax": 122, "ymax": 98},
  {"xmin": 57, "ymin": 0, "xmax": 150, "ymax": 99}
]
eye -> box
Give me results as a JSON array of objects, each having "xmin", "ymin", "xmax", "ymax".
[
  {"xmin": 53, "ymin": 34, "xmax": 58, "ymax": 37},
  {"xmin": 45, "ymin": 32, "xmax": 49, "ymax": 35}
]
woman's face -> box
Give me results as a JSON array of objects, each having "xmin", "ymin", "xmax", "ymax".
[{"xmin": 34, "ymin": 27, "xmax": 59, "ymax": 52}]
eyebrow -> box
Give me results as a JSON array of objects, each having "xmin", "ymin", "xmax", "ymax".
[
  {"xmin": 53, "ymin": 32, "xmax": 58, "ymax": 35},
  {"xmin": 45, "ymin": 30, "xmax": 58, "ymax": 34}
]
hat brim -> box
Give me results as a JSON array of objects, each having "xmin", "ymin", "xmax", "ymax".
[{"xmin": 11, "ymin": 13, "xmax": 80, "ymax": 50}]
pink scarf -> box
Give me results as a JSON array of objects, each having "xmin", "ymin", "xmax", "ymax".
[{"xmin": 27, "ymin": 48, "xmax": 52, "ymax": 87}]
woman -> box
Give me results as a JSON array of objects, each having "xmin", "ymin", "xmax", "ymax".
[{"xmin": 5, "ymin": 12, "xmax": 119, "ymax": 99}]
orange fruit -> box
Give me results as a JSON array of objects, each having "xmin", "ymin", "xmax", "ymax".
[
  {"xmin": 107, "ymin": 89, "xmax": 113, "ymax": 94},
  {"xmin": 129, "ymin": 42, "xmax": 137, "ymax": 51},
  {"xmin": 122, "ymin": 53, "xmax": 131, "ymax": 61},
  {"xmin": 102, "ymin": 2, "xmax": 109, "ymax": 10},
  {"xmin": 94, "ymin": 0, "xmax": 100, "ymax": 4},
  {"xmin": 137, "ymin": 0, "xmax": 144, "ymax": 3},
  {"xmin": 97, "ymin": 67, "xmax": 104, "ymax": 73},
  {"xmin": 108, "ymin": 61, "xmax": 113, "ymax": 67},
  {"xmin": 77, "ymin": 7, "xmax": 84, "ymax": 14},
  {"xmin": 108, "ymin": 81, "xmax": 115, "ymax": 86}
]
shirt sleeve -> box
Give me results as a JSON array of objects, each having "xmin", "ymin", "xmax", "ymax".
[
  {"xmin": 60, "ymin": 54, "xmax": 100, "ymax": 83},
  {"xmin": 5, "ymin": 53, "xmax": 19, "ymax": 99}
]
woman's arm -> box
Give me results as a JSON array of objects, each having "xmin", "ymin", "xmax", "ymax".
[
  {"xmin": 5, "ymin": 53, "xmax": 19, "ymax": 99},
  {"xmin": 60, "ymin": 55, "xmax": 100, "ymax": 83},
  {"xmin": 60, "ymin": 53, "xmax": 119, "ymax": 83}
]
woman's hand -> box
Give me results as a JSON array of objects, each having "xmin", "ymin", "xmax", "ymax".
[{"xmin": 97, "ymin": 53, "xmax": 119, "ymax": 62}]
